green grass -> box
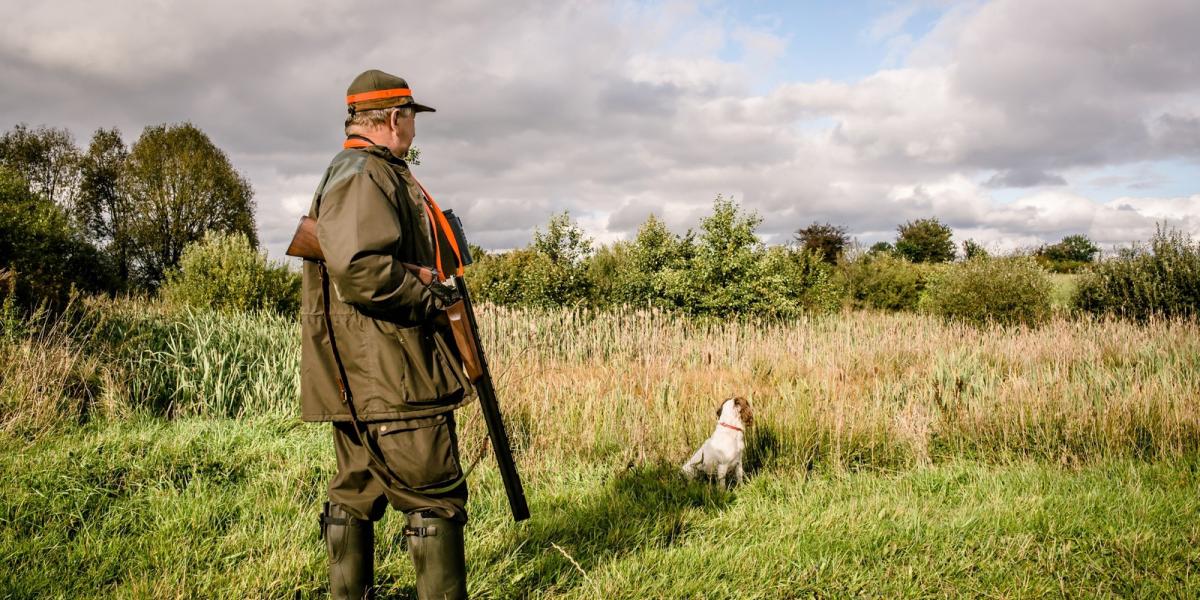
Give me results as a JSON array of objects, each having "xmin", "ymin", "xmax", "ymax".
[
  {"xmin": 1050, "ymin": 273, "xmax": 1080, "ymax": 309},
  {"xmin": 4, "ymin": 298, "xmax": 1200, "ymax": 597},
  {"xmin": 2, "ymin": 418, "xmax": 1198, "ymax": 599}
]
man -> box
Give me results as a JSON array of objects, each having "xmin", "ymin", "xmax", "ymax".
[{"xmin": 301, "ymin": 69, "xmax": 472, "ymax": 600}]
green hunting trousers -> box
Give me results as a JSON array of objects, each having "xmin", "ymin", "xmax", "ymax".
[{"xmin": 329, "ymin": 412, "xmax": 468, "ymax": 523}]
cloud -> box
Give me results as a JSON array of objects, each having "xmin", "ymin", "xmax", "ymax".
[
  {"xmin": 984, "ymin": 169, "xmax": 1067, "ymax": 188},
  {"xmin": 0, "ymin": 0, "xmax": 1197, "ymax": 260}
]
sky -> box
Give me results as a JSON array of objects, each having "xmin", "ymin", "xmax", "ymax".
[{"xmin": 1, "ymin": 0, "xmax": 1198, "ymax": 259}]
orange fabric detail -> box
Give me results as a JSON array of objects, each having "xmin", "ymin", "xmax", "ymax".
[
  {"xmin": 336, "ymin": 138, "xmax": 460, "ymax": 279},
  {"xmin": 346, "ymin": 88, "xmax": 412, "ymax": 105},
  {"xmin": 413, "ymin": 177, "xmax": 465, "ymax": 280}
]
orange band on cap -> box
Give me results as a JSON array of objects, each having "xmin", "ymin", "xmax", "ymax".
[{"xmin": 346, "ymin": 88, "xmax": 412, "ymax": 105}]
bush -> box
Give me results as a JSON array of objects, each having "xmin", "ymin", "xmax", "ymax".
[
  {"xmin": 754, "ymin": 247, "xmax": 843, "ymax": 317},
  {"xmin": 472, "ymin": 200, "xmax": 842, "ymax": 318},
  {"xmin": 0, "ymin": 167, "xmax": 115, "ymax": 309},
  {"xmin": 470, "ymin": 248, "xmax": 587, "ymax": 308},
  {"xmin": 1075, "ymin": 227, "xmax": 1200, "ymax": 320},
  {"xmin": 895, "ymin": 217, "xmax": 955, "ymax": 263},
  {"xmin": 842, "ymin": 253, "xmax": 931, "ymax": 311},
  {"xmin": 919, "ymin": 257, "xmax": 1053, "ymax": 326},
  {"xmin": 160, "ymin": 231, "xmax": 299, "ymax": 314},
  {"xmin": 585, "ymin": 241, "xmax": 635, "ymax": 307}
]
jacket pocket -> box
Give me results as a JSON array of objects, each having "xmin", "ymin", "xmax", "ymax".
[
  {"xmin": 372, "ymin": 414, "xmax": 462, "ymax": 490},
  {"xmin": 359, "ymin": 318, "xmax": 466, "ymax": 408}
]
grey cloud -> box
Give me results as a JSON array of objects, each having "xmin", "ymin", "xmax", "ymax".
[
  {"xmin": 1154, "ymin": 113, "xmax": 1200, "ymax": 156},
  {"xmin": 0, "ymin": 0, "xmax": 1196, "ymax": 261},
  {"xmin": 984, "ymin": 169, "xmax": 1067, "ymax": 188}
]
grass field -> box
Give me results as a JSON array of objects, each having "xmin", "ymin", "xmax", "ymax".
[
  {"xmin": 2, "ymin": 418, "xmax": 1198, "ymax": 599},
  {"xmin": 1, "ymin": 299, "xmax": 1199, "ymax": 598}
]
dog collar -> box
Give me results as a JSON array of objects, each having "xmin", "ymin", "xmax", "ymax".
[{"xmin": 718, "ymin": 422, "xmax": 743, "ymax": 433}]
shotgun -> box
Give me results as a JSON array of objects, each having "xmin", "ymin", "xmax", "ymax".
[
  {"xmin": 439, "ymin": 209, "xmax": 530, "ymax": 522},
  {"xmin": 286, "ymin": 214, "xmax": 530, "ymax": 522}
]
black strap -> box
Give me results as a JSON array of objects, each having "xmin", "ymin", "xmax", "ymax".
[{"xmin": 403, "ymin": 525, "xmax": 439, "ymax": 537}]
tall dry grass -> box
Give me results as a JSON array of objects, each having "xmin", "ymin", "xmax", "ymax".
[
  {"xmin": 475, "ymin": 305, "xmax": 1200, "ymax": 467},
  {"xmin": 4, "ymin": 297, "xmax": 1199, "ymax": 468}
]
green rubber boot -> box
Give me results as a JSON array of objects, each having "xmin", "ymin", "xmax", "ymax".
[
  {"xmin": 321, "ymin": 502, "xmax": 374, "ymax": 600},
  {"xmin": 405, "ymin": 511, "xmax": 467, "ymax": 600}
]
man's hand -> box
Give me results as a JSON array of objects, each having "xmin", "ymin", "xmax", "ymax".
[{"xmin": 427, "ymin": 279, "xmax": 462, "ymax": 311}]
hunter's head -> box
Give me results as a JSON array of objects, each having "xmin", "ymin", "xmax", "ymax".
[{"xmin": 344, "ymin": 69, "xmax": 435, "ymax": 159}]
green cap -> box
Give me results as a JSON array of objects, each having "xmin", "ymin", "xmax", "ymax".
[{"xmin": 346, "ymin": 69, "xmax": 436, "ymax": 114}]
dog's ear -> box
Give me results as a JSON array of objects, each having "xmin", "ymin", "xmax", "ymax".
[
  {"xmin": 715, "ymin": 400, "xmax": 724, "ymax": 418},
  {"xmin": 734, "ymin": 397, "xmax": 754, "ymax": 426}
]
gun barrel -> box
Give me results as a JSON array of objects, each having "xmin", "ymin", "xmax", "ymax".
[{"xmin": 457, "ymin": 278, "xmax": 530, "ymax": 521}]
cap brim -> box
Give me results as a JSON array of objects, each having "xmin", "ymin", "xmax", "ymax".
[{"xmin": 411, "ymin": 102, "xmax": 436, "ymax": 113}]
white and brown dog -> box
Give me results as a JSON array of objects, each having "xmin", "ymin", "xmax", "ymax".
[{"xmin": 682, "ymin": 397, "xmax": 754, "ymax": 487}]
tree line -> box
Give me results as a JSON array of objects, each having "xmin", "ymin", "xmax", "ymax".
[
  {"xmin": 464, "ymin": 200, "xmax": 1106, "ymax": 319},
  {"xmin": 0, "ymin": 123, "xmax": 256, "ymax": 305},
  {"xmin": 2, "ymin": 120, "xmax": 1142, "ymax": 323}
]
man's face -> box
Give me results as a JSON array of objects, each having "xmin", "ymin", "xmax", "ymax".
[{"xmin": 390, "ymin": 108, "xmax": 416, "ymax": 156}]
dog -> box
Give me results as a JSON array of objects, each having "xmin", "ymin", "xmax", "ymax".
[{"xmin": 681, "ymin": 396, "xmax": 754, "ymax": 487}]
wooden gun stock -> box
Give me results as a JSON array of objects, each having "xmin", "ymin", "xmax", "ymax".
[
  {"xmin": 286, "ymin": 216, "xmax": 435, "ymax": 286},
  {"xmin": 444, "ymin": 300, "xmax": 483, "ymax": 381}
]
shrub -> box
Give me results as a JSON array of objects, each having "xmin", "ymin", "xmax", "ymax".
[
  {"xmin": 617, "ymin": 214, "xmax": 696, "ymax": 309},
  {"xmin": 794, "ymin": 222, "xmax": 848, "ymax": 264},
  {"xmin": 488, "ymin": 211, "xmax": 597, "ymax": 306},
  {"xmin": 0, "ymin": 167, "xmax": 115, "ymax": 309},
  {"xmin": 842, "ymin": 253, "xmax": 931, "ymax": 311},
  {"xmin": 469, "ymin": 248, "xmax": 585, "ymax": 308},
  {"xmin": 754, "ymin": 247, "xmax": 843, "ymax": 317},
  {"xmin": 1075, "ymin": 227, "xmax": 1200, "ymax": 320},
  {"xmin": 919, "ymin": 257, "xmax": 1053, "ymax": 326},
  {"xmin": 962, "ymin": 239, "xmax": 989, "ymax": 259},
  {"xmin": 160, "ymin": 231, "xmax": 299, "ymax": 314},
  {"xmin": 473, "ymin": 200, "xmax": 842, "ymax": 318},
  {"xmin": 895, "ymin": 217, "xmax": 955, "ymax": 263},
  {"xmin": 680, "ymin": 195, "xmax": 763, "ymax": 317},
  {"xmin": 585, "ymin": 241, "xmax": 635, "ymax": 307}
]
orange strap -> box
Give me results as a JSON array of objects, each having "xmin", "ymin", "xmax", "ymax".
[
  {"xmin": 413, "ymin": 177, "xmax": 465, "ymax": 280},
  {"xmin": 339, "ymin": 138, "xmax": 463, "ymax": 280},
  {"xmin": 346, "ymin": 88, "xmax": 412, "ymax": 105}
]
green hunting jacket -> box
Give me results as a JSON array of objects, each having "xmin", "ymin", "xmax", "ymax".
[{"xmin": 300, "ymin": 144, "xmax": 472, "ymax": 422}]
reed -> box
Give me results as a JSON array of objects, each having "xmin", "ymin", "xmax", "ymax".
[{"xmin": 8, "ymin": 297, "xmax": 1197, "ymax": 469}]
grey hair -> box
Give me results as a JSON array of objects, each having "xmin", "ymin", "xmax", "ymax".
[{"xmin": 344, "ymin": 106, "xmax": 413, "ymax": 135}]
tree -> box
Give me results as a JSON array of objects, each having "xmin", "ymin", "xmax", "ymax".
[
  {"xmin": 161, "ymin": 231, "xmax": 299, "ymax": 314},
  {"xmin": 689, "ymin": 195, "xmax": 763, "ymax": 315},
  {"xmin": 962, "ymin": 239, "xmax": 989, "ymax": 260},
  {"xmin": 0, "ymin": 124, "xmax": 81, "ymax": 210},
  {"xmin": 1035, "ymin": 234, "xmax": 1100, "ymax": 273},
  {"xmin": 869, "ymin": 241, "xmax": 895, "ymax": 255},
  {"xmin": 532, "ymin": 211, "xmax": 592, "ymax": 265},
  {"xmin": 121, "ymin": 123, "xmax": 256, "ymax": 287},
  {"xmin": 1039, "ymin": 234, "xmax": 1099, "ymax": 263},
  {"xmin": 794, "ymin": 222, "xmax": 849, "ymax": 264},
  {"xmin": 528, "ymin": 211, "xmax": 592, "ymax": 304},
  {"xmin": 616, "ymin": 213, "xmax": 695, "ymax": 305},
  {"xmin": 895, "ymin": 217, "xmax": 955, "ymax": 263},
  {"xmin": 0, "ymin": 166, "xmax": 112, "ymax": 308},
  {"xmin": 77, "ymin": 128, "xmax": 134, "ymax": 285}
]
